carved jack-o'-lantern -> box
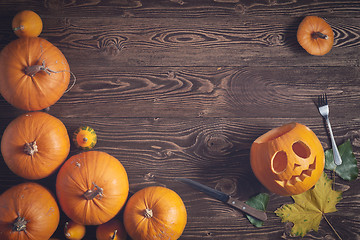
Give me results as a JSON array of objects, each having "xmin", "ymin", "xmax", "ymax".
[{"xmin": 250, "ymin": 122, "xmax": 324, "ymax": 196}]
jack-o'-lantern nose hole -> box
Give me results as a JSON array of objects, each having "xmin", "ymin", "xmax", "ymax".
[
  {"xmin": 292, "ymin": 141, "xmax": 311, "ymax": 158},
  {"xmin": 271, "ymin": 151, "xmax": 288, "ymax": 173}
]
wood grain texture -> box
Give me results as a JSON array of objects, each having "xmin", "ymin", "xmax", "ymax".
[
  {"xmin": 0, "ymin": 0, "xmax": 359, "ymax": 239},
  {"xmin": 1, "ymin": 16, "xmax": 357, "ymax": 67},
  {"xmin": 1, "ymin": 66, "xmax": 359, "ymax": 119},
  {"xmin": 0, "ymin": 0, "xmax": 359, "ymax": 18}
]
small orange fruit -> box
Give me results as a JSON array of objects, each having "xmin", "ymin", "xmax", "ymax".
[
  {"xmin": 96, "ymin": 219, "xmax": 127, "ymax": 240},
  {"xmin": 64, "ymin": 220, "xmax": 86, "ymax": 240},
  {"xmin": 12, "ymin": 10, "xmax": 43, "ymax": 37}
]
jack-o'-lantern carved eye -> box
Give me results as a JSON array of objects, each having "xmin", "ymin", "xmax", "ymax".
[
  {"xmin": 292, "ymin": 141, "xmax": 311, "ymax": 159},
  {"xmin": 250, "ymin": 122, "xmax": 325, "ymax": 196},
  {"xmin": 271, "ymin": 151, "xmax": 287, "ymax": 174}
]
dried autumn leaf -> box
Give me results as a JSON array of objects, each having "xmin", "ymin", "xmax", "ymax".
[{"xmin": 275, "ymin": 172, "xmax": 342, "ymax": 237}]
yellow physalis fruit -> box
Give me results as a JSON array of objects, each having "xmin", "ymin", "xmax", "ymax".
[
  {"xmin": 73, "ymin": 126, "xmax": 97, "ymax": 150},
  {"xmin": 12, "ymin": 10, "xmax": 43, "ymax": 38},
  {"xmin": 64, "ymin": 220, "xmax": 86, "ymax": 240}
]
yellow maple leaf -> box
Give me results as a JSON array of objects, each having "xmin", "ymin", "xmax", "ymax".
[{"xmin": 275, "ymin": 172, "xmax": 342, "ymax": 237}]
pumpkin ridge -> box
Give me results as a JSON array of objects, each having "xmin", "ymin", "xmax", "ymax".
[
  {"xmin": 146, "ymin": 189, "xmax": 170, "ymax": 211},
  {"xmin": 65, "ymin": 169, "xmax": 87, "ymax": 193}
]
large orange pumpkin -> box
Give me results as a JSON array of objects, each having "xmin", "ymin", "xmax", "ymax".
[
  {"xmin": 0, "ymin": 182, "xmax": 60, "ymax": 240},
  {"xmin": 56, "ymin": 151, "xmax": 129, "ymax": 225},
  {"xmin": 250, "ymin": 122, "xmax": 325, "ymax": 196},
  {"xmin": 0, "ymin": 37, "xmax": 70, "ymax": 111},
  {"xmin": 123, "ymin": 186, "xmax": 187, "ymax": 240},
  {"xmin": 1, "ymin": 111, "xmax": 70, "ymax": 180},
  {"xmin": 297, "ymin": 16, "xmax": 334, "ymax": 56}
]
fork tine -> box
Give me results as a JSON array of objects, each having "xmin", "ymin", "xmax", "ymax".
[
  {"xmin": 318, "ymin": 94, "xmax": 323, "ymax": 106},
  {"xmin": 324, "ymin": 93, "xmax": 328, "ymax": 105}
]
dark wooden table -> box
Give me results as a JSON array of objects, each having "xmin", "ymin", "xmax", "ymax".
[{"xmin": 0, "ymin": 1, "xmax": 359, "ymax": 239}]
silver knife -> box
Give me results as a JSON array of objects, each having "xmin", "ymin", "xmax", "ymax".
[{"xmin": 176, "ymin": 178, "xmax": 267, "ymax": 221}]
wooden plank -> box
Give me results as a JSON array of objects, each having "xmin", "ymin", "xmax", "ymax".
[
  {"xmin": 1, "ymin": 67, "xmax": 358, "ymax": 118},
  {"xmin": 1, "ymin": 16, "xmax": 359, "ymax": 67},
  {"xmin": 0, "ymin": 0, "xmax": 359, "ymax": 18},
  {"xmin": 1, "ymin": 116, "xmax": 359, "ymax": 193}
]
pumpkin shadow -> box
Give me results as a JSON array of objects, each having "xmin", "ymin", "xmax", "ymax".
[{"xmin": 284, "ymin": 17, "xmax": 307, "ymax": 54}]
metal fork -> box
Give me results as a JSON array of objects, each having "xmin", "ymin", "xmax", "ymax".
[{"xmin": 318, "ymin": 93, "xmax": 342, "ymax": 165}]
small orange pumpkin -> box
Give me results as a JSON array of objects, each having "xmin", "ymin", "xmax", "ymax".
[
  {"xmin": 73, "ymin": 126, "xmax": 97, "ymax": 150},
  {"xmin": 297, "ymin": 16, "xmax": 334, "ymax": 56},
  {"xmin": 0, "ymin": 182, "xmax": 60, "ymax": 240},
  {"xmin": 123, "ymin": 186, "xmax": 187, "ymax": 240},
  {"xmin": 56, "ymin": 151, "xmax": 129, "ymax": 225},
  {"xmin": 250, "ymin": 122, "xmax": 325, "ymax": 196},
  {"xmin": 64, "ymin": 220, "xmax": 86, "ymax": 240},
  {"xmin": 0, "ymin": 37, "xmax": 70, "ymax": 111},
  {"xmin": 12, "ymin": 10, "xmax": 43, "ymax": 37},
  {"xmin": 1, "ymin": 111, "xmax": 70, "ymax": 180},
  {"xmin": 96, "ymin": 219, "xmax": 127, "ymax": 240}
]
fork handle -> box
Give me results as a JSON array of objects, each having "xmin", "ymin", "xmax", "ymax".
[{"xmin": 325, "ymin": 118, "xmax": 342, "ymax": 165}]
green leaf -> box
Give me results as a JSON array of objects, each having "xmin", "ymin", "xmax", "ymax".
[
  {"xmin": 325, "ymin": 140, "xmax": 358, "ymax": 181},
  {"xmin": 275, "ymin": 172, "xmax": 342, "ymax": 237},
  {"xmin": 245, "ymin": 193, "xmax": 269, "ymax": 227}
]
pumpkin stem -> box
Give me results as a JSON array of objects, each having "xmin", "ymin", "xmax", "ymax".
[
  {"xmin": 24, "ymin": 60, "xmax": 59, "ymax": 77},
  {"xmin": 144, "ymin": 208, "xmax": 153, "ymax": 218},
  {"xmin": 12, "ymin": 216, "xmax": 28, "ymax": 232},
  {"xmin": 24, "ymin": 60, "xmax": 77, "ymax": 94},
  {"xmin": 111, "ymin": 230, "xmax": 118, "ymax": 240},
  {"xmin": 13, "ymin": 25, "xmax": 24, "ymax": 31},
  {"xmin": 24, "ymin": 141, "xmax": 38, "ymax": 156},
  {"xmin": 312, "ymin": 31, "xmax": 328, "ymax": 40},
  {"xmin": 83, "ymin": 182, "xmax": 103, "ymax": 200}
]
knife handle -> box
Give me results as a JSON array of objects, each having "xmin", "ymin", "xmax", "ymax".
[{"xmin": 227, "ymin": 197, "xmax": 267, "ymax": 221}]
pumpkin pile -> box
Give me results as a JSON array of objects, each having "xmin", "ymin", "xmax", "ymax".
[
  {"xmin": 0, "ymin": 10, "xmax": 188, "ymax": 240},
  {"xmin": 0, "ymin": 10, "xmax": 71, "ymax": 111}
]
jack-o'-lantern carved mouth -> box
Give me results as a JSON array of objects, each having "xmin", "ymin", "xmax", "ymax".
[
  {"xmin": 275, "ymin": 158, "xmax": 317, "ymax": 187},
  {"xmin": 272, "ymin": 140, "xmax": 317, "ymax": 187}
]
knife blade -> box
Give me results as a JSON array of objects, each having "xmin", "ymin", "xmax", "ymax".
[{"xmin": 176, "ymin": 178, "xmax": 267, "ymax": 221}]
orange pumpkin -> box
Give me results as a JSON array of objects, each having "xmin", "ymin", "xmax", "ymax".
[
  {"xmin": 64, "ymin": 220, "xmax": 86, "ymax": 240},
  {"xmin": 297, "ymin": 16, "xmax": 334, "ymax": 56},
  {"xmin": 96, "ymin": 219, "xmax": 127, "ymax": 240},
  {"xmin": 0, "ymin": 37, "xmax": 70, "ymax": 111},
  {"xmin": 56, "ymin": 151, "xmax": 129, "ymax": 225},
  {"xmin": 123, "ymin": 186, "xmax": 187, "ymax": 240},
  {"xmin": 0, "ymin": 182, "xmax": 60, "ymax": 240},
  {"xmin": 12, "ymin": 10, "xmax": 43, "ymax": 37},
  {"xmin": 1, "ymin": 111, "xmax": 70, "ymax": 180},
  {"xmin": 250, "ymin": 122, "xmax": 325, "ymax": 196}
]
